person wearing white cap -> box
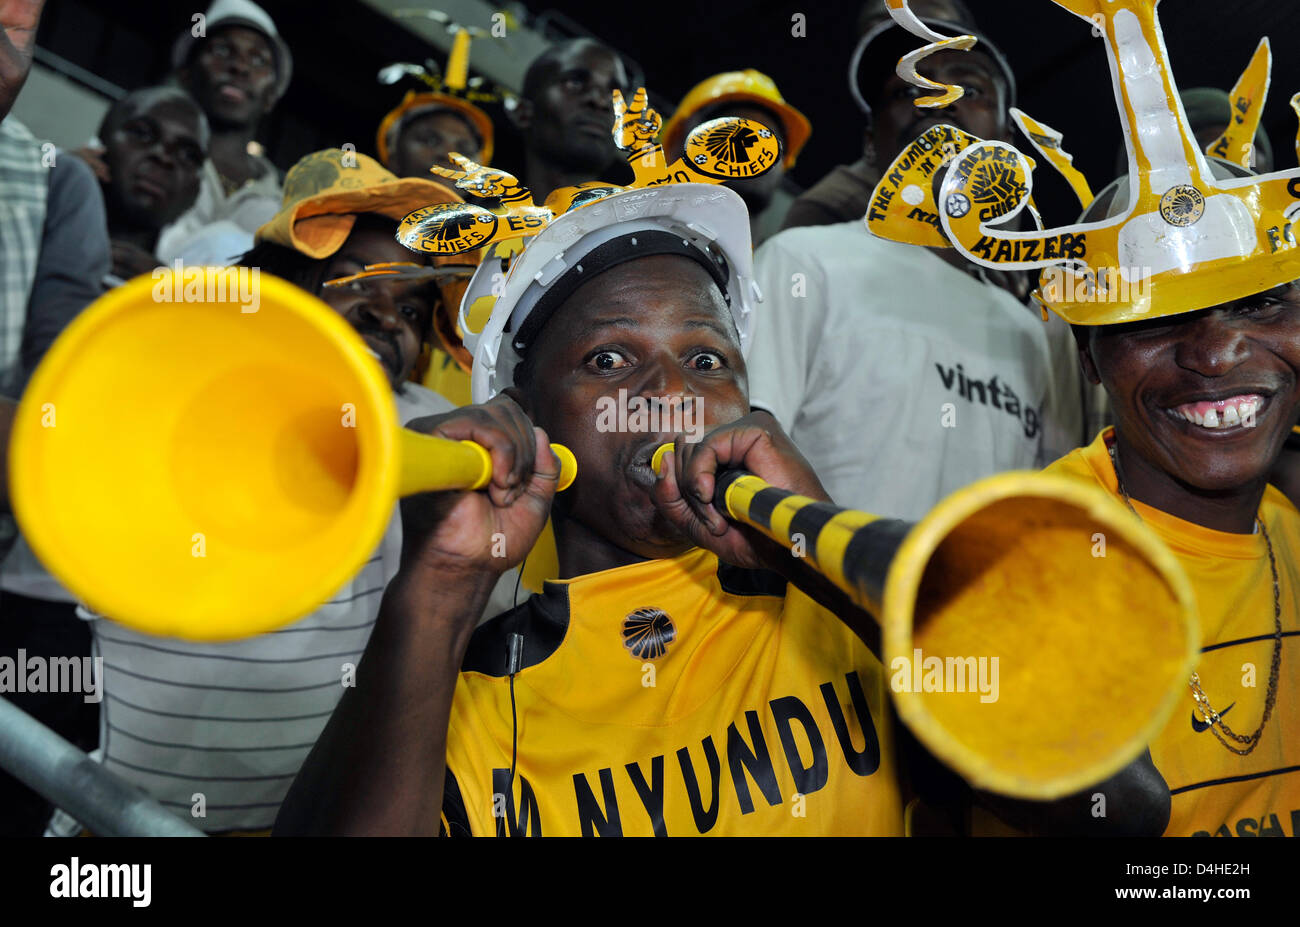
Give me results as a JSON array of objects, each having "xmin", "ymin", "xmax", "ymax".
[
  {"xmin": 744, "ymin": 9, "xmax": 1086, "ymax": 524},
  {"xmin": 155, "ymin": 0, "xmax": 293, "ymax": 265}
]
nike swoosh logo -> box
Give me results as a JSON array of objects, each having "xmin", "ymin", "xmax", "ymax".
[{"xmin": 1192, "ymin": 702, "xmax": 1234, "ymax": 732}]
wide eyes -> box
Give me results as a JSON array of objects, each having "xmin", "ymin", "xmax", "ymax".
[
  {"xmin": 690, "ymin": 351, "xmax": 725, "ymax": 371},
  {"xmin": 589, "ymin": 350, "xmax": 629, "ymax": 371},
  {"xmin": 584, "ymin": 349, "xmax": 728, "ymax": 373}
]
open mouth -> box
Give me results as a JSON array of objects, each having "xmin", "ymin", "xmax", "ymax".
[
  {"xmin": 626, "ymin": 436, "xmax": 671, "ymax": 489},
  {"xmin": 1162, "ymin": 393, "xmax": 1270, "ymax": 432},
  {"xmin": 217, "ymin": 82, "xmax": 249, "ymax": 104}
]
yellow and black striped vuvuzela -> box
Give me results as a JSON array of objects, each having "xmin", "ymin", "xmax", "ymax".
[{"xmin": 651, "ymin": 443, "xmax": 1198, "ymax": 800}]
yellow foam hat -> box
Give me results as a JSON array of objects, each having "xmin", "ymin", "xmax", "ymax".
[
  {"xmin": 256, "ymin": 148, "xmax": 465, "ymax": 260},
  {"xmin": 867, "ymin": 0, "xmax": 1300, "ymax": 326},
  {"xmin": 256, "ymin": 148, "xmax": 479, "ymax": 389},
  {"xmin": 661, "ymin": 69, "xmax": 811, "ymax": 168}
]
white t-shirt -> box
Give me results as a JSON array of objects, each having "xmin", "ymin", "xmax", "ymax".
[
  {"xmin": 44, "ymin": 382, "xmax": 523, "ymax": 834},
  {"xmin": 155, "ymin": 157, "xmax": 282, "ymax": 267},
  {"xmin": 747, "ymin": 221, "xmax": 1085, "ymax": 521}
]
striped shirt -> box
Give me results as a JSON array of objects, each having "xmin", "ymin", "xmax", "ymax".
[{"xmin": 0, "ymin": 118, "xmax": 47, "ymax": 397}]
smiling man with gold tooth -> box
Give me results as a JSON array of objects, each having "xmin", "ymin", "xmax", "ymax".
[
  {"xmin": 864, "ymin": 0, "xmax": 1300, "ymax": 836},
  {"xmin": 1038, "ymin": 227, "xmax": 1300, "ymax": 838}
]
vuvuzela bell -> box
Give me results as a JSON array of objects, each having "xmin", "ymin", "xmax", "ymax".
[
  {"xmin": 650, "ymin": 443, "xmax": 1198, "ymax": 800},
  {"xmin": 8, "ymin": 269, "xmax": 575, "ymax": 642}
]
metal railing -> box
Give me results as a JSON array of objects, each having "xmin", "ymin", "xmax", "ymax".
[{"xmin": 0, "ymin": 697, "xmax": 204, "ymax": 837}]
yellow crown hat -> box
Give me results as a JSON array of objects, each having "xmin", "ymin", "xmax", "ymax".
[
  {"xmin": 866, "ymin": 0, "xmax": 1300, "ymax": 326},
  {"xmin": 393, "ymin": 87, "xmax": 783, "ymax": 402}
]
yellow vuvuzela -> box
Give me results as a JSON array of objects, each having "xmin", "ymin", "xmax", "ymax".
[{"xmin": 8, "ymin": 269, "xmax": 575, "ymax": 641}]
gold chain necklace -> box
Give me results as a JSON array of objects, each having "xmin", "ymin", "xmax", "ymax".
[{"xmin": 1108, "ymin": 440, "xmax": 1282, "ymax": 756}]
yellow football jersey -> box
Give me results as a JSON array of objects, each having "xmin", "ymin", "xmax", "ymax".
[
  {"xmin": 1045, "ymin": 430, "xmax": 1300, "ymax": 837},
  {"xmin": 441, "ymin": 547, "xmax": 903, "ymax": 836},
  {"xmin": 421, "ymin": 347, "xmax": 473, "ymax": 408}
]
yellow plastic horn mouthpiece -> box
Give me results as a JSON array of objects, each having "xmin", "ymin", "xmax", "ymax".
[{"xmin": 650, "ymin": 441, "xmax": 673, "ymax": 475}]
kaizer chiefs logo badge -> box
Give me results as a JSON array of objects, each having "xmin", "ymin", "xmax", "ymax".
[
  {"xmin": 1159, "ymin": 184, "xmax": 1205, "ymax": 227},
  {"xmin": 622, "ymin": 607, "xmax": 676, "ymax": 660},
  {"xmin": 397, "ymin": 203, "xmax": 498, "ymax": 255},
  {"xmin": 966, "ymin": 159, "xmax": 1027, "ymax": 220},
  {"xmin": 683, "ymin": 117, "xmax": 781, "ymax": 182}
]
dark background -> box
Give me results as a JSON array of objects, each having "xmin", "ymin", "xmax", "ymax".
[{"xmin": 34, "ymin": 0, "xmax": 1300, "ymax": 224}]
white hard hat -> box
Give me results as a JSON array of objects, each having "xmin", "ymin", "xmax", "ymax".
[{"xmin": 460, "ymin": 183, "xmax": 761, "ymax": 403}]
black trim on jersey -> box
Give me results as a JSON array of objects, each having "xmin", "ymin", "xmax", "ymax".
[
  {"xmin": 441, "ymin": 768, "xmax": 472, "ymax": 836},
  {"xmin": 461, "ymin": 585, "xmax": 572, "ymax": 676},
  {"xmin": 716, "ymin": 561, "xmax": 787, "ymax": 598},
  {"xmin": 1168, "ymin": 764, "xmax": 1300, "ymax": 796},
  {"xmin": 1201, "ymin": 629, "xmax": 1299, "ymax": 654},
  {"xmin": 462, "ymin": 555, "xmax": 787, "ymax": 678}
]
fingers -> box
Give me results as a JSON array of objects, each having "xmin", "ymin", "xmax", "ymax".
[
  {"xmin": 521, "ymin": 427, "xmax": 561, "ymax": 504},
  {"xmin": 669, "ymin": 439, "xmax": 730, "ymax": 536},
  {"xmin": 651, "ymin": 448, "xmax": 716, "ymax": 544},
  {"xmin": 485, "ymin": 397, "xmax": 537, "ymax": 503},
  {"xmin": 631, "ymin": 87, "xmax": 648, "ymax": 113},
  {"xmin": 679, "ymin": 413, "xmax": 830, "ymax": 503},
  {"xmin": 446, "ymin": 398, "xmax": 535, "ymax": 506},
  {"xmin": 448, "ymin": 152, "xmax": 478, "ymax": 173},
  {"xmin": 612, "ymin": 88, "xmax": 627, "ymax": 118}
]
